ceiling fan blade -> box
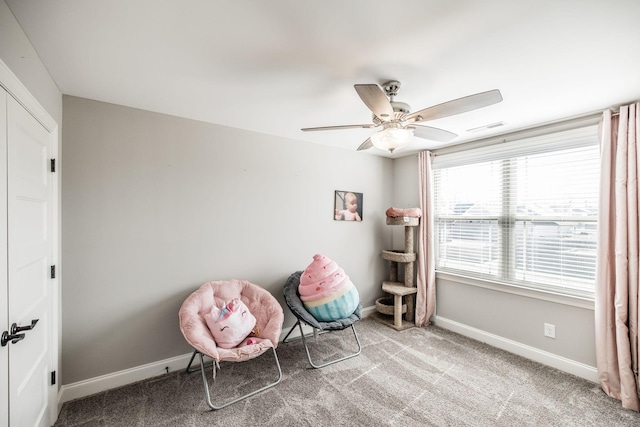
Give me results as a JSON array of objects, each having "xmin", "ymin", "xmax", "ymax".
[
  {"xmin": 354, "ymin": 84, "xmax": 394, "ymax": 121},
  {"xmin": 357, "ymin": 138, "xmax": 373, "ymax": 151},
  {"xmin": 302, "ymin": 123, "xmax": 378, "ymax": 132},
  {"xmin": 405, "ymin": 89, "xmax": 503, "ymax": 123},
  {"xmin": 412, "ymin": 125, "xmax": 458, "ymax": 142}
]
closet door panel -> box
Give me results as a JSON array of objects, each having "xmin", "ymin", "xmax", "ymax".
[
  {"xmin": 7, "ymin": 94, "xmax": 51, "ymax": 427},
  {"xmin": 0, "ymin": 86, "xmax": 9, "ymax": 427}
]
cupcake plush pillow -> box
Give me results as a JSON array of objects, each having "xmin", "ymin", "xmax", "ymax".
[{"xmin": 298, "ymin": 254, "xmax": 360, "ymax": 321}]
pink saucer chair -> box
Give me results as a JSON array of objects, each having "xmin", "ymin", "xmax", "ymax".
[{"xmin": 179, "ymin": 279, "xmax": 284, "ymax": 410}]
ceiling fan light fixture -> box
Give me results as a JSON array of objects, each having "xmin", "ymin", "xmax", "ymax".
[
  {"xmin": 370, "ymin": 127, "xmax": 414, "ymax": 153},
  {"xmin": 303, "ymin": 81, "xmax": 503, "ymax": 154}
]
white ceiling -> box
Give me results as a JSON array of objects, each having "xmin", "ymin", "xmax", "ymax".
[{"xmin": 7, "ymin": 0, "xmax": 640, "ymax": 157}]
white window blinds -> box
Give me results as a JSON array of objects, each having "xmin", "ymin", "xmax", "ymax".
[{"xmin": 432, "ymin": 126, "xmax": 599, "ymax": 298}]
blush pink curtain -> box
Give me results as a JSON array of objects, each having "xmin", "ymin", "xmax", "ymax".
[
  {"xmin": 416, "ymin": 151, "xmax": 436, "ymax": 327},
  {"xmin": 596, "ymin": 102, "xmax": 640, "ymax": 411}
]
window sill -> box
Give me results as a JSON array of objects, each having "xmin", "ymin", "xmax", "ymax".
[{"xmin": 435, "ymin": 270, "xmax": 595, "ymax": 310}]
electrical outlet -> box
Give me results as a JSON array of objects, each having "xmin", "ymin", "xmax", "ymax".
[{"xmin": 544, "ymin": 323, "xmax": 556, "ymax": 339}]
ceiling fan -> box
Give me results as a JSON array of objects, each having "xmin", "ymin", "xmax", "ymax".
[{"xmin": 301, "ymin": 80, "xmax": 503, "ymax": 153}]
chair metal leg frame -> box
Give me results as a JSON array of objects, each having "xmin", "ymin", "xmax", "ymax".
[
  {"xmin": 283, "ymin": 319, "xmax": 362, "ymax": 369},
  {"xmin": 185, "ymin": 347, "xmax": 283, "ymax": 410},
  {"xmin": 185, "ymin": 350, "xmax": 213, "ymax": 373}
]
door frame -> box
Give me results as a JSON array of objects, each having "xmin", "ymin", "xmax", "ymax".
[{"xmin": 0, "ymin": 58, "xmax": 60, "ymax": 426}]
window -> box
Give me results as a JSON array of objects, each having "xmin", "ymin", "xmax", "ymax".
[{"xmin": 433, "ymin": 126, "xmax": 599, "ymax": 298}]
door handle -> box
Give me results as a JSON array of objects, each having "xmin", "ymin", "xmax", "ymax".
[
  {"xmin": 1, "ymin": 320, "xmax": 38, "ymax": 346},
  {"xmin": 11, "ymin": 319, "xmax": 39, "ymax": 334},
  {"xmin": 1, "ymin": 331, "xmax": 25, "ymax": 346}
]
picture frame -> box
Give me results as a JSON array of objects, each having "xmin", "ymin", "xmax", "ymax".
[{"xmin": 334, "ymin": 190, "xmax": 363, "ymax": 221}]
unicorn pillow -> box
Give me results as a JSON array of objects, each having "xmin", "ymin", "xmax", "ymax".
[{"xmin": 205, "ymin": 298, "xmax": 256, "ymax": 348}]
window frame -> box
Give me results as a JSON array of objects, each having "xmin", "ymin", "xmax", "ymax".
[{"xmin": 432, "ymin": 124, "xmax": 600, "ymax": 302}]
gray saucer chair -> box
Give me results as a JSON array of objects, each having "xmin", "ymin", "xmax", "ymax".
[
  {"xmin": 179, "ymin": 279, "xmax": 284, "ymax": 410},
  {"xmin": 282, "ymin": 270, "xmax": 362, "ymax": 368}
]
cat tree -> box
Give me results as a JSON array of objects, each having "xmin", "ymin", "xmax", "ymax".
[{"xmin": 374, "ymin": 215, "xmax": 419, "ymax": 330}]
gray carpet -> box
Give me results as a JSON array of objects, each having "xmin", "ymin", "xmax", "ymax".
[{"xmin": 54, "ymin": 318, "xmax": 640, "ymax": 426}]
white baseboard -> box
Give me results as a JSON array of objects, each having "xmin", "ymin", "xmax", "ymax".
[
  {"xmin": 361, "ymin": 305, "xmax": 377, "ymax": 318},
  {"xmin": 433, "ymin": 315, "xmax": 599, "ymax": 383},
  {"xmin": 58, "ymin": 353, "xmax": 194, "ymax": 406},
  {"xmin": 59, "ymin": 305, "xmax": 379, "ymax": 406}
]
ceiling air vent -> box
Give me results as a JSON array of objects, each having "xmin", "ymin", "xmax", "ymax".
[{"xmin": 467, "ymin": 121, "xmax": 505, "ymax": 133}]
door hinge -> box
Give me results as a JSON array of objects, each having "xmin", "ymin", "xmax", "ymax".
[
  {"xmin": 50, "ymin": 158, "xmax": 56, "ymax": 173},
  {"xmin": 50, "ymin": 265, "xmax": 55, "ymax": 279},
  {"xmin": 51, "ymin": 371, "xmax": 56, "ymax": 385}
]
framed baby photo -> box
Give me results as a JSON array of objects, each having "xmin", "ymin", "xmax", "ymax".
[{"xmin": 334, "ymin": 190, "xmax": 363, "ymax": 221}]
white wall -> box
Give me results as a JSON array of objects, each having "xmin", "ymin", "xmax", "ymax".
[
  {"xmin": 392, "ymin": 152, "xmax": 597, "ymax": 373},
  {"xmin": 62, "ymin": 96, "xmax": 394, "ymax": 384},
  {"xmin": 390, "ymin": 153, "xmax": 420, "ymax": 253},
  {"xmin": 0, "ymin": 2, "xmax": 62, "ymax": 124}
]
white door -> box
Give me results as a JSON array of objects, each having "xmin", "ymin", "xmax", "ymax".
[
  {"xmin": 0, "ymin": 87, "xmax": 9, "ymax": 427},
  {"xmin": 6, "ymin": 94, "xmax": 53, "ymax": 427}
]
